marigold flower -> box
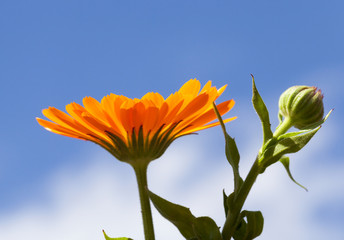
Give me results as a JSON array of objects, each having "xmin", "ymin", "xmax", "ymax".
[{"xmin": 37, "ymin": 79, "xmax": 236, "ymax": 164}]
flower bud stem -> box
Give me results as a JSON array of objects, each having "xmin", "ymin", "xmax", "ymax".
[
  {"xmin": 273, "ymin": 117, "xmax": 294, "ymax": 138},
  {"xmin": 222, "ymin": 158, "xmax": 261, "ymax": 240},
  {"xmin": 222, "ymin": 117, "xmax": 296, "ymax": 239},
  {"xmin": 132, "ymin": 161, "xmax": 155, "ymax": 240}
]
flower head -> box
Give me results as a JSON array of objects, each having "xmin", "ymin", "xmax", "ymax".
[
  {"xmin": 37, "ymin": 79, "xmax": 235, "ymax": 164},
  {"xmin": 278, "ymin": 85, "xmax": 324, "ymax": 129}
]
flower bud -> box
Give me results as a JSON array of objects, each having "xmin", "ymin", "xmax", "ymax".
[{"xmin": 279, "ymin": 85, "xmax": 324, "ymax": 129}]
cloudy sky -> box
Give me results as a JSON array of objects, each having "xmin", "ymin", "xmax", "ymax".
[{"xmin": 0, "ymin": 0, "xmax": 343, "ymax": 239}]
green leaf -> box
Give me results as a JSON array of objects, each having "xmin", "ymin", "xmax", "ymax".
[
  {"xmin": 277, "ymin": 129, "xmax": 310, "ymax": 139},
  {"xmin": 241, "ymin": 210, "xmax": 264, "ymax": 239},
  {"xmin": 224, "ymin": 133, "xmax": 243, "ymax": 194},
  {"xmin": 233, "ymin": 219, "xmax": 247, "ymax": 240},
  {"xmin": 225, "ymin": 132, "xmax": 241, "ymax": 170},
  {"xmin": 102, "ymin": 230, "xmax": 133, "ymax": 240},
  {"xmin": 260, "ymin": 126, "xmax": 320, "ymax": 169},
  {"xmin": 233, "ymin": 211, "xmax": 264, "ymax": 240},
  {"xmin": 279, "ymin": 156, "xmax": 308, "ymax": 191},
  {"xmin": 223, "ymin": 191, "xmax": 237, "ymax": 218},
  {"xmin": 251, "ymin": 75, "xmax": 273, "ymax": 145},
  {"xmin": 261, "ymin": 109, "xmax": 332, "ymax": 170},
  {"xmin": 213, "ymin": 103, "xmax": 240, "ymax": 169},
  {"xmin": 213, "ymin": 103, "xmax": 242, "ymax": 193},
  {"xmin": 148, "ymin": 190, "xmax": 196, "ymax": 239},
  {"xmin": 192, "ymin": 217, "xmax": 223, "ymax": 240}
]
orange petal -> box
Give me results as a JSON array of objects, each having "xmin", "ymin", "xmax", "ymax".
[
  {"xmin": 161, "ymin": 100, "xmax": 184, "ymax": 126},
  {"xmin": 178, "ymin": 79, "xmax": 201, "ymax": 97},
  {"xmin": 119, "ymin": 107, "xmax": 134, "ymax": 135},
  {"xmin": 174, "ymin": 93, "xmax": 209, "ymax": 122},
  {"xmin": 83, "ymin": 97, "xmax": 110, "ymax": 127},
  {"xmin": 143, "ymin": 106, "xmax": 160, "ymax": 136},
  {"xmin": 200, "ymin": 80, "xmax": 212, "ymax": 93},
  {"xmin": 179, "ymin": 116, "xmax": 237, "ymax": 136},
  {"xmin": 65, "ymin": 103, "xmax": 116, "ymax": 141},
  {"xmin": 217, "ymin": 85, "xmax": 227, "ymax": 96},
  {"xmin": 100, "ymin": 95, "xmax": 126, "ymax": 135},
  {"xmin": 186, "ymin": 100, "xmax": 235, "ymax": 128},
  {"xmin": 141, "ymin": 92, "xmax": 165, "ymax": 107},
  {"xmin": 132, "ymin": 102, "xmax": 145, "ymax": 131},
  {"xmin": 42, "ymin": 107, "xmax": 87, "ymax": 134},
  {"xmin": 36, "ymin": 118, "xmax": 90, "ymax": 140}
]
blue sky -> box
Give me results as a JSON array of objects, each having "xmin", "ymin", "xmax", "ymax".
[{"xmin": 0, "ymin": 0, "xmax": 343, "ymax": 239}]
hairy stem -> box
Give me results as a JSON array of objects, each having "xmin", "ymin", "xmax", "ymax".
[
  {"xmin": 132, "ymin": 162, "xmax": 155, "ymax": 240},
  {"xmin": 273, "ymin": 117, "xmax": 294, "ymax": 138}
]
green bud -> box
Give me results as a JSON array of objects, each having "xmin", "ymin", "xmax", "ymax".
[{"xmin": 279, "ymin": 85, "xmax": 324, "ymax": 129}]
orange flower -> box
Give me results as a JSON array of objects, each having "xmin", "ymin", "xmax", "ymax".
[{"xmin": 37, "ymin": 79, "xmax": 236, "ymax": 163}]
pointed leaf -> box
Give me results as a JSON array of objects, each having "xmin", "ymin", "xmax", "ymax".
[
  {"xmin": 213, "ymin": 103, "xmax": 240, "ymax": 168},
  {"xmin": 102, "ymin": 230, "xmax": 133, "ymax": 240},
  {"xmin": 192, "ymin": 217, "xmax": 223, "ymax": 240},
  {"xmin": 213, "ymin": 103, "xmax": 242, "ymax": 193},
  {"xmin": 251, "ymin": 75, "xmax": 273, "ymax": 144},
  {"xmin": 277, "ymin": 129, "xmax": 310, "ymax": 139},
  {"xmin": 261, "ymin": 126, "xmax": 320, "ymax": 168},
  {"xmin": 224, "ymin": 133, "xmax": 243, "ymax": 194},
  {"xmin": 148, "ymin": 190, "xmax": 196, "ymax": 239},
  {"xmin": 280, "ymin": 156, "xmax": 308, "ymax": 191},
  {"xmin": 225, "ymin": 132, "xmax": 240, "ymax": 170}
]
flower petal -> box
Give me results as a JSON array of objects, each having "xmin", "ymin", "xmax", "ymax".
[{"xmin": 178, "ymin": 79, "xmax": 201, "ymax": 97}]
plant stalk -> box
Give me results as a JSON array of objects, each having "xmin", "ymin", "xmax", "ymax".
[
  {"xmin": 132, "ymin": 161, "xmax": 155, "ymax": 240},
  {"xmin": 222, "ymin": 158, "xmax": 261, "ymax": 240},
  {"xmin": 273, "ymin": 117, "xmax": 294, "ymax": 137}
]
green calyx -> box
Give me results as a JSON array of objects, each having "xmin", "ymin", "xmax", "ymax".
[
  {"xmin": 94, "ymin": 123, "xmax": 186, "ymax": 165},
  {"xmin": 278, "ymin": 85, "xmax": 324, "ymax": 129}
]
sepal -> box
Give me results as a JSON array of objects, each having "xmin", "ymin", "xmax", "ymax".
[{"xmin": 300, "ymin": 109, "xmax": 333, "ymax": 130}]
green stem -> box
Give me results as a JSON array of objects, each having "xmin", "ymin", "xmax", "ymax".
[
  {"xmin": 222, "ymin": 158, "xmax": 261, "ymax": 240},
  {"xmin": 273, "ymin": 117, "xmax": 294, "ymax": 138},
  {"xmin": 132, "ymin": 161, "xmax": 155, "ymax": 240},
  {"xmin": 233, "ymin": 168, "xmax": 241, "ymax": 195}
]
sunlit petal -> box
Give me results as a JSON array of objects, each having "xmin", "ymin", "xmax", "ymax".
[{"xmin": 37, "ymin": 79, "xmax": 235, "ymax": 163}]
